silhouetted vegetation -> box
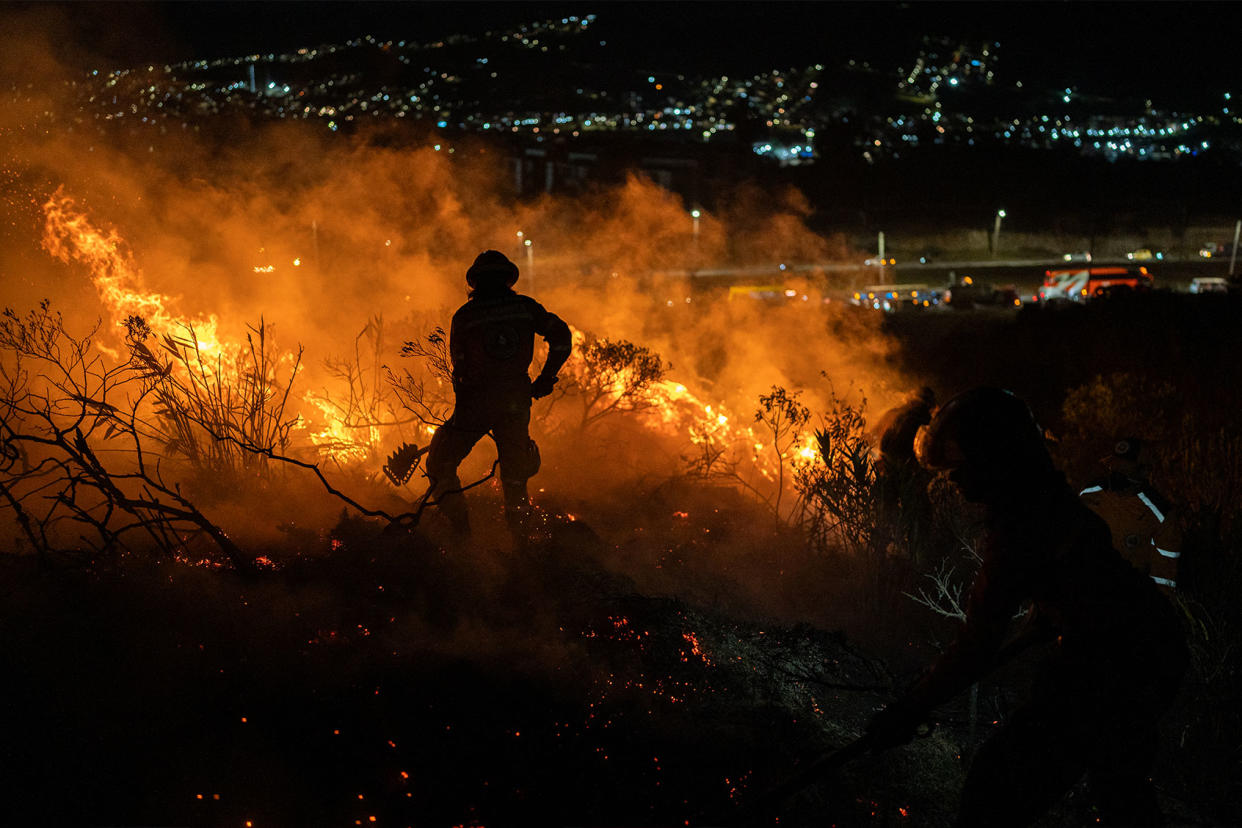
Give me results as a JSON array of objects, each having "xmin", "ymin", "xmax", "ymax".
[{"xmin": 2, "ymin": 292, "xmax": 1240, "ymax": 826}]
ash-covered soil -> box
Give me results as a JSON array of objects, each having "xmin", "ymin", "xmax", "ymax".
[{"xmin": 1, "ymin": 483, "xmax": 1232, "ymax": 828}]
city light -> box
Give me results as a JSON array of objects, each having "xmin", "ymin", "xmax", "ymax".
[{"xmin": 51, "ymin": 14, "xmax": 1231, "ymax": 171}]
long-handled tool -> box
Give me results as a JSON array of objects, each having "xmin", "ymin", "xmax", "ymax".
[{"xmin": 746, "ymin": 731, "xmax": 878, "ymax": 816}]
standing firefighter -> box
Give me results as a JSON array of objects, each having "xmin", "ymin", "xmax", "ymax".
[
  {"xmin": 865, "ymin": 388, "xmax": 1187, "ymax": 827},
  {"xmin": 424, "ymin": 250, "xmax": 572, "ymax": 534}
]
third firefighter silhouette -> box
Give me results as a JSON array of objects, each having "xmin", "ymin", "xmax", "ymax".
[
  {"xmin": 872, "ymin": 386, "xmax": 938, "ymax": 565},
  {"xmin": 865, "ymin": 388, "xmax": 1187, "ymax": 827},
  {"xmin": 422, "ymin": 250, "xmax": 571, "ymax": 534}
]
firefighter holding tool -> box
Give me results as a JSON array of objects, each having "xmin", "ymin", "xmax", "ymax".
[{"xmin": 423, "ymin": 250, "xmax": 572, "ymax": 535}]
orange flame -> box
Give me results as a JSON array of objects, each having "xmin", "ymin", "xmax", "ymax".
[{"xmin": 41, "ymin": 188, "xmax": 225, "ymax": 355}]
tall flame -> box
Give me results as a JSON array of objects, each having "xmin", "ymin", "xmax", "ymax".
[{"xmin": 41, "ymin": 188, "xmax": 225, "ymax": 355}]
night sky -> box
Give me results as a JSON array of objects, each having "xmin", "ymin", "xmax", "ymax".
[{"xmin": 11, "ymin": 1, "xmax": 1242, "ymax": 106}]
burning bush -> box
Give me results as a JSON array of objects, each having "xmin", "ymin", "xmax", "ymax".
[{"xmin": 0, "ymin": 302, "xmax": 249, "ymax": 569}]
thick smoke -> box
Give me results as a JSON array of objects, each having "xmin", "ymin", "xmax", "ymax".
[{"xmin": 1, "ymin": 11, "xmax": 916, "ymax": 561}]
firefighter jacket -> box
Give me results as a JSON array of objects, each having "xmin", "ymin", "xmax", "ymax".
[
  {"xmin": 1080, "ymin": 473, "xmax": 1180, "ymax": 589},
  {"xmin": 900, "ymin": 472, "xmax": 1184, "ymax": 716},
  {"xmin": 448, "ymin": 288, "xmax": 572, "ymax": 395}
]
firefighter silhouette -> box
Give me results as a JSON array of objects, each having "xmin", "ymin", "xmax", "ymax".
[
  {"xmin": 865, "ymin": 388, "xmax": 1187, "ymax": 827},
  {"xmin": 1080, "ymin": 438, "xmax": 1181, "ymax": 590},
  {"xmin": 872, "ymin": 387, "xmax": 937, "ymax": 564},
  {"xmin": 424, "ymin": 250, "xmax": 572, "ymax": 534}
]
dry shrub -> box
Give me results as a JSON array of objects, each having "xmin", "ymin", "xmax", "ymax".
[{"xmin": 1055, "ymin": 371, "xmax": 1182, "ymax": 486}]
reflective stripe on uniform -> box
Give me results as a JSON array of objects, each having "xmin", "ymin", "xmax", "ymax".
[
  {"xmin": 1151, "ymin": 575, "xmax": 1177, "ymax": 588},
  {"xmin": 1137, "ymin": 491, "xmax": 1166, "ymax": 523},
  {"xmin": 1080, "ymin": 485, "xmax": 1104, "ymax": 495},
  {"xmin": 1156, "ymin": 546, "xmax": 1181, "ymax": 559}
]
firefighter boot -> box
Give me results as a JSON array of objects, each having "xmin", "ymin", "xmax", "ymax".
[
  {"xmin": 502, "ymin": 478, "xmax": 532, "ymax": 530},
  {"xmin": 427, "ymin": 476, "xmax": 471, "ymax": 537},
  {"xmin": 440, "ymin": 491, "xmax": 472, "ymax": 537}
]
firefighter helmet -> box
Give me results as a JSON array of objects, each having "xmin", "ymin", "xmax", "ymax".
[
  {"xmin": 913, "ymin": 387, "xmax": 1049, "ymax": 474},
  {"xmin": 1103, "ymin": 437, "xmax": 1152, "ymax": 475},
  {"xmin": 876, "ymin": 387, "xmax": 936, "ymax": 465},
  {"xmin": 466, "ymin": 250, "xmax": 519, "ymax": 289}
]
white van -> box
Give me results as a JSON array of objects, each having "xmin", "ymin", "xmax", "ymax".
[{"xmin": 1189, "ymin": 277, "xmax": 1229, "ymax": 294}]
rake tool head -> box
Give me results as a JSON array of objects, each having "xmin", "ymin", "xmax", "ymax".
[{"xmin": 383, "ymin": 442, "xmax": 425, "ymax": 486}]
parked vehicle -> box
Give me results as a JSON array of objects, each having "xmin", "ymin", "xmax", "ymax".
[
  {"xmin": 852, "ymin": 284, "xmax": 938, "ymax": 312},
  {"xmin": 1037, "ymin": 265, "xmax": 1152, "ymax": 302},
  {"xmin": 944, "ymin": 277, "xmax": 1023, "ymax": 309},
  {"xmin": 1189, "ymin": 277, "xmax": 1229, "ymax": 294},
  {"xmin": 1198, "ymin": 242, "xmax": 1237, "ymax": 259}
]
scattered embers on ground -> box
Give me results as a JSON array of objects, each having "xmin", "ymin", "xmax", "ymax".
[{"xmin": 2, "ymin": 483, "xmax": 1236, "ymax": 827}]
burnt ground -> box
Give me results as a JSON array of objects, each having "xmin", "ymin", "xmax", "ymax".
[
  {"xmin": 3, "ymin": 291, "xmax": 1242, "ymax": 827},
  {"xmin": 1, "ymin": 501, "xmax": 953, "ymax": 828}
]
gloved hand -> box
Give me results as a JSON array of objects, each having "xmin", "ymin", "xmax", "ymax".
[
  {"xmin": 864, "ymin": 699, "xmax": 927, "ymax": 751},
  {"xmin": 530, "ymin": 374, "xmax": 558, "ymax": 400}
]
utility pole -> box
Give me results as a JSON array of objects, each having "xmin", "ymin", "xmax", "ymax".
[
  {"xmin": 524, "ymin": 238, "xmax": 534, "ymax": 295},
  {"xmin": 312, "ymin": 220, "xmax": 320, "ymax": 278},
  {"xmin": 878, "ymin": 231, "xmax": 886, "ymax": 284},
  {"xmin": 1230, "ymin": 219, "xmax": 1240, "ymax": 278}
]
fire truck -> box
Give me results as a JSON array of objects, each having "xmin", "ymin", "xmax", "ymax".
[{"xmin": 1037, "ymin": 265, "xmax": 1153, "ymax": 302}]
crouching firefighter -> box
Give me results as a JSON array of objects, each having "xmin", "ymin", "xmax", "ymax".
[
  {"xmin": 424, "ymin": 250, "xmax": 572, "ymax": 534},
  {"xmin": 1079, "ymin": 437, "xmax": 1182, "ymax": 591},
  {"xmin": 865, "ymin": 388, "xmax": 1187, "ymax": 828}
]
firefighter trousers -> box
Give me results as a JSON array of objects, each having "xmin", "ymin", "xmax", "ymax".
[
  {"xmin": 425, "ymin": 390, "xmax": 538, "ymax": 531},
  {"xmin": 956, "ymin": 646, "xmax": 1186, "ymax": 828}
]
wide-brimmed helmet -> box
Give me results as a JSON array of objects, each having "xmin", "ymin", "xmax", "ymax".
[
  {"xmin": 466, "ymin": 250, "xmax": 519, "ymax": 288},
  {"xmin": 913, "ymin": 387, "xmax": 1049, "ymax": 474}
]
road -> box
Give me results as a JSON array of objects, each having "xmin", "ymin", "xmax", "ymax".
[{"xmin": 654, "ymin": 256, "xmax": 1238, "ymax": 296}]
